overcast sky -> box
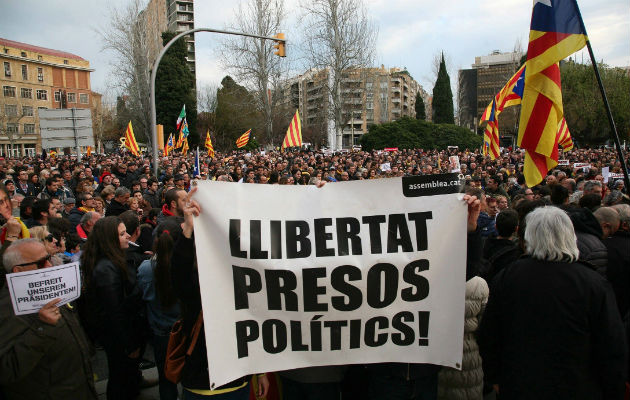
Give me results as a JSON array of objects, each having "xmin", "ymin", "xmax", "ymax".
[{"xmin": 1, "ymin": 0, "xmax": 628, "ymax": 105}]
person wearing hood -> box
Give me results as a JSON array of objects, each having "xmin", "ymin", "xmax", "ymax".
[{"xmin": 565, "ymin": 206, "xmax": 608, "ymax": 275}]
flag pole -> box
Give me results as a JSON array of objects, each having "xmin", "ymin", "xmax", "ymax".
[{"xmin": 574, "ymin": 0, "xmax": 630, "ymax": 191}]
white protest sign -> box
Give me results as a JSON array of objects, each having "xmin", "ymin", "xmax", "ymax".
[
  {"xmin": 602, "ymin": 167, "xmax": 610, "ymax": 183},
  {"xmin": 573, "ymin": 163, "xmax": 591, "ymax": 169},
  {"xmin": 6, "ymin": 262, "xmax": 81, "ymax": 316},
  {"xmin": 193, "ymin": 175, "xmax": 468, "ymax": 388},
  {"xmin": 449, "ymin": 156, "xmax": 461, "ymax": 173},
  {"xmin": 558, "ymin": 160, "xmax": 569, "ymax": 166},
  {"xmin": 379, "ymin": 162, "xmax": 391, "ymax": 172}
]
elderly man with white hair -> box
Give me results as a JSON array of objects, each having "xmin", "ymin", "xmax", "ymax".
[
  {"xmin": 479, "ymin": 206, "xmax": 626, "ymax": 399},
  {"xmin": 0, "ymin": 239, "xmax": 97, "ymax": 400}
]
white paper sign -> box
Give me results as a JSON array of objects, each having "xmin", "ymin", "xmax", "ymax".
[
  {"xmin": 379, "ymin": 162, "xmax": 391, "ymax": 172},
  {"xmin": 193, "ymin": 176, "xmax": 467, "ymax": 388},
  {"xmin": 449, "ymin": 156, "xmax": 461, "ymax": 173},
  {"xmin": 6, "ymin": 262, "xmax": 81, "ymax": 316},
  {"xmin": 602, "ymin": 167, "xmax": 610, "ymax": 183},
  {"xmin": 558, "ymin": 160, "xmax": 569, "ymax": 166},
  {"xmin": 573, "ymin": 163, "xmax": 591, "ymax": 169}
]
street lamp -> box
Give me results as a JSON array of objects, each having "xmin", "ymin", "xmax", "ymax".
[{"xmin": 150, "ymin": 28, "xmax": 286, "ymax": 176}]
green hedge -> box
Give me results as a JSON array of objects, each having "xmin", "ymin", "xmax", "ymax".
[{"xmin": 360, "ymin": 117, "xmax": 482, "ymax": 151}]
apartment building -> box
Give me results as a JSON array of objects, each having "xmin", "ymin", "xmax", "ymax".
[
  {"xmin": 458, "ymin": 50, "xmax": 522, "ymax": 136},
  {"xmin": 281, "ymin": 66, "xmax": 430, "ymax": 149},
  {"xmin": 0, "ymin": 38, "xmax": 95, "ymax": 156},
  {"xmin": 144, "ymin": 0, "xmax": 196, "ymax": 74}
]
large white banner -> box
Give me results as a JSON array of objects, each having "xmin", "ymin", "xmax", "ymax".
[{"xmin": 193, "ymin": 174, "xmax": 468, "ymax": 388}]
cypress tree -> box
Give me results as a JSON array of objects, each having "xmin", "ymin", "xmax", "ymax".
[
  {"xmin": 415, "ymin": 93, "xmax": 426, "ymax": 120},
  {"xmin": 155, "ymin": 31, "xmax": 198, "ymax": 145},
  {"xmin": 432, "ymin": 53, "xmax": 454, "ymax": 124}
]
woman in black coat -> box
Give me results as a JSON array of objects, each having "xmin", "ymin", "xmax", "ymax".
[{"xmin": 81, "ymin": 216, "xmax": 144, "ymax": 400}]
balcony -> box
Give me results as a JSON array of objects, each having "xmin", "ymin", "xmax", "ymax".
[
  {"xmin": 391, "ymin": 87, "xmax": 401, "ymax": 94},
  {"xmin": 392, "ymin": 98, "xmax": 401, "ymax": 104}
]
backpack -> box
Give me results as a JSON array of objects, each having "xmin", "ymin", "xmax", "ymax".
[{"xmin": 164, "ymin": 311, "xmax": 203, "ymax": 384}]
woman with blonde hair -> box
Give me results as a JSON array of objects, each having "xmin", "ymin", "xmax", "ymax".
[{"xmin": 29, "ymin": 225, "xmax": 65, "ymax": 265}]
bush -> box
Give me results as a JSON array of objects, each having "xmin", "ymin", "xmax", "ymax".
[{"xmin": 360, "ymin": 117, "xmax": 482, "ymax": 151}]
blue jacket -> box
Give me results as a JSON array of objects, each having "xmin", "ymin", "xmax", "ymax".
[{"xmin": 137, "ymin": 259, "xmax": 180, "ymax": 336}]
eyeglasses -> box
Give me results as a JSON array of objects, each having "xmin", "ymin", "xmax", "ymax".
[
  {"xmin": 44, "ymin": 233, "xmax": 56, "ymax": 242},
  {"xmin": 13, "ymin": 254, "xmax": 52, "ymax": 269}
]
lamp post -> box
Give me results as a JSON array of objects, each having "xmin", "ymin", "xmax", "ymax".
[{"xmin": 150, "ymin": 28, "xmax": 286, "ymax": 176}]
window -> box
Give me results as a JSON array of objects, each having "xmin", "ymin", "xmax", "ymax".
[
  {"xmin": 6, "ymin": 123, "xmax": 18, "ymax": 134},
  {"xmin": 3, "ymin": 62, "xmax": 10, "ymax": 77},
  {"xmin": 21, "ymin": 65, "xmax": 27, "ymax": 80},
  {"xmin": 54, "ymin": 90, "xmax": 61, "ymax": 102},
  {"xmin": 4, "ymin": 105, "xmax": 17, "ymax": 116},
  {"xmin": 67, "ymin": 92, "xmax": 76, "ymax": 103},
  {"xmin": 3, "ymin": 86, "xmax": 16, "ymax": 97},
  {"xmin": 79, "ymin": 93, "xmax": 89, "ymax": 104},
  {"xmin": 22, "ymin": 106, "xmax": 33, "ymax": 116},
  {"xmin": 63, "ymin": 60, "xmax": 68, "ymax": 65},
  {"xmin": 38, "ymin": 55, "xmax": 43, "ymax": 61},
  {"xmin": 21, "ymin": 51, "xmax": 27, "ymax": 57},
  {"xmin": 24, "ymin": 144, "xmax": 35, "ymax": 157},
  {"xmin": 24, "ymin": 124, "xmax": 35, "ymax": 134},
  {"xmin": 37, "ymin": 67, "xmax": 43, "ymax": 82},
  {"xmin": 36, "ymin": 90, "xmax": 48, "ymax": 100},
  {"xmin": 20, "ymin": 88, "xmax": 32, "ymax": 98}
]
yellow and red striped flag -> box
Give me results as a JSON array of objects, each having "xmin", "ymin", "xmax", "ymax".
[
  {"xmin": 164, "ymin": 133, "xmax": 174, "ymax": 156},
  {"xmin": 236, "ymin": 129, "xmax": 251, "ymax": 149},
  {"xmin": 86, "ymin": 146, "xmax": 92, "ymax": 157},
  {"xmin": 518, "ymin": 0, "xmax": 587, "ymax": 186},
  {"xmin": 124, "ymin": 121, "xmax": 140, "ymax": 156},
  {"xmin": 557, "ymin": 117, "xmax": 573, "ymax": 150},
  {"xmin": 205, "ymin": 130, "xmax": 214, "ymax": 157},
  {"xmin": 175, "ymin": 130, "xmax": 184, "ymax": 149},
  {"xmin": 282, "ymin": 110, "xmax": 302, "ymax": 149},
  {"xmin": 181, "ymin": 137, "xmax": 189, "ymax": 155}
]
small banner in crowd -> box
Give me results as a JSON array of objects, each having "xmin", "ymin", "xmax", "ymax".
[
  {"xmin": 193, "ymin": 175, "xmax": 468, "ymax": 388},
  {"xmin": 6, "ymin": 262, "xmax": 81, "ymax": 315}
]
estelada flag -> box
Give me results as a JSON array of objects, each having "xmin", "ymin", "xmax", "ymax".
[
  {"xmin": 165, "ymin": 133, "xmax": 174, "ymax": 156},
  {"xmin": 282, "ymin": 110, "xmax": 302, "ymax": 149},
  {"xmin": 481, "ymin": 99, "xmax": 500, "ymax": 160},
  {"xmin": 236, "ymin": 129, "xmax": 251, "ymax": 149},
  {"xmin": 205, "ymin": 130, "xmax": 215, "ymax": 157},
  {"xmin": 124, "ymin": 121, "xmax": 140, "ymax": 156},
  {"xmin": 176, "ymin": 105, "xmax": 186, "ymax": 132},
  {"xmin": 518, "ymin": 0, "xmax": 587, "ymax": 186},
  {"xmin": 181, "ymin": 137, "xmax": 189, "ymax": 155},
  {"xmin": 176, "ymin": 129, "xmax": 184, "ymax": 149}
]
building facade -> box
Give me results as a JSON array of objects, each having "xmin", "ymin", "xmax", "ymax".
[
  {"xmin": 458, "ymin": 50, "xmax": 522, "ymax": 138},
  {"xmin": 280, "ymin": 66, "xmax": 430, "ymax": 149},
  {"xmin": 0, "ymin": 38, "xmax": 96, "ymax": 156},
  {"xmin": 144, "ymin": 0, "xmax": 196, "ymax": 74}
]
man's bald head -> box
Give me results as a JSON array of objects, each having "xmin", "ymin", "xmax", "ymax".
[{"xmin": 3, "ymin": 239, "xmax": 50, "ymax": 273}]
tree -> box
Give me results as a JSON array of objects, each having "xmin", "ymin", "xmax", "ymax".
[
  {"xmin": 432, "ymin": 53, "xmax": 454, "ymax": 124},
  {"xmin": 220, "ymin": 0, "xmax": 286, "ymax": 146},
  {"xmin": 360, "ymin": 117, "xmax": 481, "ymax": 151},
  {"xmin": 415, "ymin": 93, "xmax": 426, "ymax": 120},
  {"xmin": 98, "ymin": 0, "xmax": 153, "ymax": 148},
  {"xmin": 214, "ymin": 76, "xmax": 262, "ymax": 151},
  {"xmin": 197, "ymin": 83, "xmax": 219, "ymax": 141},
  {"xmin": 301, "ymin": 0, "xmax": 377, "ymax": 150},
  {"xmin": 155, "ymin": 31, "xmax": 198, "ymax": 146},
  {"xmin": 561, "ymin": 61, "xmax": 630, "ymax": 145}
]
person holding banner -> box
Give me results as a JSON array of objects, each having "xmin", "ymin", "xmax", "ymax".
[
  {"xmin": 0, "ymin": 239, "xmax": 97, "ymax": 399},
  {"xmin": 170, "ymin": 188, "xmax": 270, "ymax": 400}
]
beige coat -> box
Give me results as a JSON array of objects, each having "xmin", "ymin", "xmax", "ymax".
[{"xmin": 437, "ymin": 276, "xmax": 489, "ymax": 400}]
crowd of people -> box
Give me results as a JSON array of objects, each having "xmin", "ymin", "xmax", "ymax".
[{"xmin": 0, "ymin": 144, "xmax": 628, "ymax": 400}]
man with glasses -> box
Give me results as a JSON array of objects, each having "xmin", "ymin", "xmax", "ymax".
[
  {"xmin": 0, "ymin": 239, "xmax": 98, "ymax": 399},
  {"xmin": 14, "ymin": 169, "xmax": 35, "ymax": 197}
]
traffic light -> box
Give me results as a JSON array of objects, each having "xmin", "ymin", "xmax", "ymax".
[{"xmin": 273, "ymin": 33, "xmax": 286, "ymax": 57}]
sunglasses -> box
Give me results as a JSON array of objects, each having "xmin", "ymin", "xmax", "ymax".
[{"xmin": 14, "ymin": 254, "xmax": 52, "ymax": 269}]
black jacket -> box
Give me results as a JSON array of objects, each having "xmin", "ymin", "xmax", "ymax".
[
  {"xmin": 88, "ymin": 258, "xmax": 144, "ymax": 355},
  {"xmin": 68, "ymin": 207, "xmax": 86, "ymax": 229},
  {"xmin": 105, "ymin": 199, "xmax": 128, "ymax": 217},
  {"xmin": 14, "ymin": 181, "xmax": 36, "ymax": 197},
  {"xmin": 567, "ymin": 207, "xmax": 608, "ymax": 275},
  {"xmin": 479, "ymin": 256, "xmax": 627, "ymax": 399},
  {"xmin": 480, "ymin": 237, "xmax": 522, "ymax": 283},
  {"xmin": 171, "ymin": 235, "xmax": 248, "ymax": 391},
  {"xmin": 605, "ymin": 230, "xmax": 630, "ymax": 317}
]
